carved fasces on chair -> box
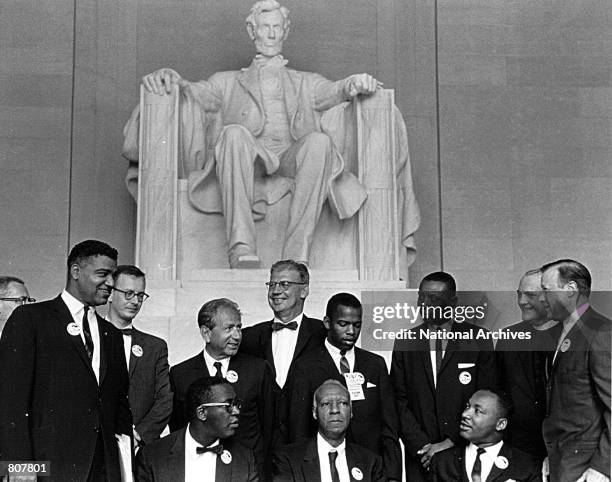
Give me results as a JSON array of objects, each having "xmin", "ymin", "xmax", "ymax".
[
  {"xmin": 356, "ymin": 89, "xmax": 400, "ymax": 281},
  {"xmin": 136, "ymin": 85, "xmax": 179, "ymax": 280}
]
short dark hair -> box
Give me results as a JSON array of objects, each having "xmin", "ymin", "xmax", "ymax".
[
  {"xmin": 197, "ymin": 298, "xmax": 241, "ymax": 329},
  {"xmin": 0, "ymin": 276, "xmax": 25, "ymax": 295},
  {"xmin": 479, "ymin": 388, "xmax": 513, "ymax": 420},
  {"xmin": 325, "ymin": 292, "xmax": 361, "ymax": 319},
  {"xmin": 67, "ymin": 240, "xmax": 118, "ymax": 269},
  {"xmin": 270, "ymin": 259, "xmax": 309, "ymax": 285},
  {"xmin": 419, "ymin": 271, "xmax": 457, "ymax": 297},
  {"xmin": 185, "ymin": 376, "xmax": 230, "ymax": 420},
  {"xmin": 112, "ymin": 265, "xmax": 145, "ymax": 282},
  {"xmin": 540, "ymin": 259, "xmax": 591, "ymax": 298}
]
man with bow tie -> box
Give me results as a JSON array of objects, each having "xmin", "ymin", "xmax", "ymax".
[
  {"xmin": 136, "ymin": 376, "xmax": 259, "ymax": 481},
  {"xmin": 240, "ymin": 260, "xmax": 326, "ymax": 444},
  {"xmin": 137, "ymin": 0, "xmax": 379, "ymax": 268},
  {"xmin": 107, "ymin": 264, "xmax": 173, "ymax": 448}
]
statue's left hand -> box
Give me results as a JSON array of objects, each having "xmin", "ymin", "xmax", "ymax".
[{"xmin": 346, "ymin": 73, "xmax": 383, "ymax": 97}]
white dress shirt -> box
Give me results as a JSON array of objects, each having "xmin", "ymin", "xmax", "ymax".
[
  {"xmin": 271, "ymin": 313, "xmax": 303, "ymax": 388},
  {"xmin": 465, "ymin": 441, "xmax": 504, "ymax": 482},
  {"xmin": 427, "ymin": 320, "xmax": 452, "ymax": 387},
  {"xmin": 324, "ymin": 339, "xmax": 355, "ymax": 373},
  {"xmin": 317, "ymin": 433, "xmax": 350, "ymax": 482},
  {"xmin": 61, "ymin": 290, "xmax": 101, "ymax": 383},
  {"xmin": 184, "ymin": 425, "xmax": 218, "ymax": 482},
  {"xmin": 203, "ymin": 349, "xmax": 230, "ymax": 377},
  {"xmin": 120, "ymin": 323, "xmax": 133, "ymax": 370}
]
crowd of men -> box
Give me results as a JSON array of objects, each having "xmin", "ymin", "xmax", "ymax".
[{"xmin": 0, "ymin": 239, "xmax": 609, "ymax": 482}]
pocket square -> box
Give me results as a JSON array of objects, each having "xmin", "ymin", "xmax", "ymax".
[
  {"xmin": 366, "ymin": 382, "xmax": 377, "ymax": 388},
  {"xmin": 458, "ymin": 363, "xmax": 475, "ymax": 369}
]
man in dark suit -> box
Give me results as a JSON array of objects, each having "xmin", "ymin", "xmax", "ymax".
[
  {"xmin": 0, "ymin": 239, "xmax": 132, "ymax": 481},
  {"xmin": 240, "ymin": 260, "xmax": 326, "ymax": 441},
  {"xmin": 540, "ymin": 259, "xmax": 611, "ymax": 482},
  {"xmin": 390, "ymin": 271, "xmax": 497, "ymax": 482},
  {"xmin": 274, "ymin": 379, "xmax": 384, "ymax": 482},
  {"xmin": 107, "ymin": 265, "xmax": 172, "ymax": 448},
  {"xmin": 136, "ymin": 376, "xmax": 258, "ymax": 481},
  {"xmin": 431, "ymin": 388, "xmax": 540, "ymax": 481},
  {"xmin": 286, "ymin": 292, "xmax": 401, "ymax": 481},
  {"xmin": 170, "ymin": 298, "xmax": 275, "ymax": 479},
  {"xmin": 495, "ymin": 268, "xmax": 561, "ymax": 462}
]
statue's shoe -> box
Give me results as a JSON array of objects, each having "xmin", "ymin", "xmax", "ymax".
[{"xmin": 229, "ymin": 245, "xmax": 261, "ymax": 269}]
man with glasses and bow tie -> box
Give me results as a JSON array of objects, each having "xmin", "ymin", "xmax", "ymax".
[
  {"xmin": 0, "ymin": 239, "xmax": 132, "ymax": 482},
  {"xmin": 107, "ymin": 264, "xmax": 172, "ymax": 449},
  {"xmin": 0, "ymin": 276, "xmax": 34, "ymax": 337},
  {"xmin": 170, "ymin": 298, "xmax": 275, "ymax": 480},
  {"xmin": 240, "ymin": 260, "xmax": 326, "ymax": 444},
  {"xmin": 136, "ymin": 376, "xmax": 259, "ymax": 481}
]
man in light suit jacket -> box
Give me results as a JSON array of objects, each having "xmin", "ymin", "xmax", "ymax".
[
  {"xmin": 134, "ymin": 0, "xmax": 382, "ymax": 267},
  {"xmin": 0, "ymin": 240, "xmax": 132, "ymax": 481},
  {"xmin": 286, "ymin": 293, "xmax": 402, "ymax": 481},
  {"xmin": 274, "ymin": 379, "xmax": 384, "ymax": 482},
  {"xmin": 169, "ymin": 298, "xmax": 275, "ymax": 480},
  {"xmin": 390, "ymin": 271, "xmax": 498, "ymax": 482},
  {"xmin": 136, "ymin": 376, "xmax": 258, "ymax": 481},
  {"xmin": 240, "ymin": 260, "xmax": 327, "ymax": 443},
  {"xmin": 107, "ymin": 264, "xmax": 173, "ymax": 447},
  {"xmin": 431, "ymin": 389, "xmax": 540, "ymax": 482},
  {"xmin": 540, "ymin": 259, "xmax": 611, "ymax": 482}
]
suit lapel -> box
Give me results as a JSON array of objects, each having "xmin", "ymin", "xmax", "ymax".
[
  {"xmin": 485, "ymin": 443, "xmax": 511, "ymax": 481},
  {"xmin": 129, "ymin": 329, "xmax": 142, "ymax": 379},
  {"xmin": 237, "ymin": 63, "xmax": 264, "ymax": 114},
  {"xmin": 292, "ymin": 317, "xmax": 313, "ymax": 364},
  {"xmin": 97, "ymin": 314, "xmax": 109, "ymax": 386},
  {"xmin": 417, "ymin": 335, "xmax": 435, "ymax": 392},
  {"xmin": 281, "ymin": 68, "xmax": 300, "ymax": 128},
  {"xmin": 457, "ymin": 447, "xmax": 469, "ymax": 481},
  {"xmin": 345, "ymin": 443, "xmax": 365, "ymax": 482},
  {"xmin": 263, "ymin": 322, "xmax": 276, "ymax": 375},
  {"xmin": 215, "ymin": 450, "xmax": 232, "ymax": 481},
  {"xmin": 52, "ymin": 296, "xmax": 97, "ymax": 381},
  {"xmin": 302, "ymin": 439, "xmax": 322, "ymax": 482},
  {"xmin": 164, "ymin": 429, "xmax": 186, "ymax": 481}
]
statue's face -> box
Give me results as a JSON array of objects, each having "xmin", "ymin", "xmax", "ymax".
[{"xmin": 252, "ymin": 9, "xmax": 287, "ymax": 57}]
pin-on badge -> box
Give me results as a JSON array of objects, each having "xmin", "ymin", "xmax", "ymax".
[
  {"xmin": 226, "ymin": 370, "xmax": 239, "ymax": 383},
  {"xmin": 353, "ymin": 372, "xmax": 365, "ymax": 384},
  {"xmin": 132, "ymin": 345, "xmax": 144, "ymax": 357},
  {"xmin": 494, "ymin": 455, "xmax": 509, "ymax": 469},
  {"xmin": 459, "ymin": 371, "xmax": 471, "ymax": 385},
  {"xmin": 221, "ymin": 450, "xmax": 232, "ymax": 464},
  {"xmin": 67, "ymin": 322, "xmax": 81, "ymax": 336},
  {"xmin": 560, "ymin": 338, "xmax": 571, "ymax": 353},
  {"xmin": 351, "ymin": 467, "xmax": 363, "ymax": 480}
]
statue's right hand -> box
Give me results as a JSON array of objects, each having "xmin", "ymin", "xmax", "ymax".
[{"xmin": 142, "ymin": 68, "xmax": 183, "ymax": 95}]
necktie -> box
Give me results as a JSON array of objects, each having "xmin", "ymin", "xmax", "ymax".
[
  {"xmin": 196, "ymin": 444, "xmax": 224, "ymax": 455},
  {"xmin": 435, "ymin": 334, "xmax": 443, "ymax": 376},
  {"xmin": 121, "ymin": 328, "xmax": 133, "ymax": 336},
  {"xmin": 339, "ymin": 349, "xmax": 350, "ymax": 374},
  {"xmin": 328, "ymin": 451, "xmax": 340, "ymax": 482},
  {"xmin": 271, "ymin": 321, "xmax": 298, "ymax": 331},
  {"xmin": 213, "ymin": 361, "xmax": 223, "ymax": 378},
  {"xmin": 471, "ymin": 447, "xmax": 485, "ymax": 482},
  {"xmin": 82, "ymin": 306, "xmax": 94, "ymax": 360}
]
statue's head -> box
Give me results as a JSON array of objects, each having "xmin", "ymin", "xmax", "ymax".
[{"xmin": 246, "ymin": 0, "xmax": 290, "ymax": 58}]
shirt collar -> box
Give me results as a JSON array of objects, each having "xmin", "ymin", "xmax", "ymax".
[
  {"xmin": 325, "ymin": 338, "xmax": 354, "ymax": 356},
  {"xmin": 203, "ymin": 349, "xmax": 231, "ymax": 371},
  {"xmin": 185, "ymin": 424, "xmax": 220, "ymax": 455},
  {"xmin": 563, "ymin": 302, "xmax": 590, "ymax": 332},
  {"xmin": 253, "ymin": 54, "xmax": 288, "ymax": 68},
  {"xmin": 317, "ymin": 432, "xmax": 346, "ymax": 455},
  {"xmin": 468, "ymin": 440, "xmax": 504, "ymax": 457},
  {"xmin": 61, "ymin": 289, "xmax": 88, "ymax": 317}
]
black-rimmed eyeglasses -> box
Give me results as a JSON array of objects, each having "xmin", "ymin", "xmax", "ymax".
[
  {"xmin": 0, "ymin": 296, "xmax": 36, "ymax": 305},
  {"xmin": 112, "ymin": 287, "xmax": 150, "ymax": 302},
  {"xmin": 265, "ymin": 281, "xmax": 305, "ymax": 291},
  {"xmin": 199, "ymin": 398, "xmax": 243, "ymax": 413}
]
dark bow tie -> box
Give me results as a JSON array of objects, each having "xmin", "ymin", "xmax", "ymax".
[
  {"xmin": 196, "ymin": 444, "xmax": 224, "ymax": 455},
  {"xmin": 120, "ymin": 328, "xmax": 133, "ymax": 336},
  {"xmin": 271, "ymin": 321, "xmax": 298, "ymax": 331}
]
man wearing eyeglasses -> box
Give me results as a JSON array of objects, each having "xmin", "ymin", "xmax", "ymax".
[
  {"xmin": 170, "ymin": 298, "xmax": 275, "ymax": 480},
  {"xmin": 108, "ymin": 265, "xmax": 173, "ymax": 449},
  {"xmin": 0, "ymin": 239, "xmax": 132, "ymax": 482},
  {"xmin": 0, "ymin": 276, "xmax": 33, "ymax": 337},
  {"xmin": 240, "ymin": 260, "xmax": 326, "ymax": 443},
  {"xmin": 136, "ymin": 376, "xmax": 259, "ymax": 481}
]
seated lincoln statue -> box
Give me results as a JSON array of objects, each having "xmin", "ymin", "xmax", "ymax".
[{"xmin": 123, "ymin": 0, "xmax": 419, "ymax": 270}]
